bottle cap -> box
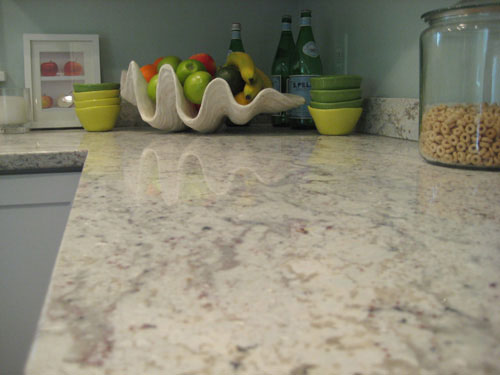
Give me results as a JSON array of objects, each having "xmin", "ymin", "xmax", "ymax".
[{"xmin": 231, "ymin": 23, "xmax": 241, "ymax": 31}]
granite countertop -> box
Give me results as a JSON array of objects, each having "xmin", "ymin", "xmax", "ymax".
[{"xmin": 1, "ymin": 126, "xmax": 499, "ymax": 375}]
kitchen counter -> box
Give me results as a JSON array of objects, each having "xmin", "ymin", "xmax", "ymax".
[{"xmin": 1, "ymin": 125, "xmax": 499, "ymax": 375}]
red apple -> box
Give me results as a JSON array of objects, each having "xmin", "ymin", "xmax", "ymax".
[
  {"xmin": 40, "ymin": 61, "xmax": 58, "ymax": 76},
  {"xmin": 64, "ymin": 61, "xmax": 84, "ymax": 76},
  {"xmin": 189, "ymin": 53, "xmax": 216, "ymax": 76},
  {"xmin": 41, "ymin": 95, "xmax": 53, "ymax": 109}
]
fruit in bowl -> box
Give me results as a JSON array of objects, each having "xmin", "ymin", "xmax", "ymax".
[
  {"xmin": 157, "ymin": 56, "xmax": 181, "ymax": 72},
  {"xmin": 147, "ymin": 74, "xmax": 159, "ymax": 101},
  {"xmin": 176, "ymin": 59, "xmax": 206, "ymax": 85},
  {"xmin": 184, "ymin": 71, "xmax": 212, "ymax": 105},
  {"xmin": 215, "ymin": 65, "xmax": 245, "ymax": 96},
  {"xmin": 189, "ymin": 53, "xmax": 216, "ymax": 76},
  {"xmin": 140, "ymin": 64, "xmax": 157, "ymax": 83}
]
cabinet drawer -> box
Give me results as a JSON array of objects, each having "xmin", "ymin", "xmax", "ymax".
[{"xmin": 0, "ymin": 172, "xmax": 81, "ymax": 206}]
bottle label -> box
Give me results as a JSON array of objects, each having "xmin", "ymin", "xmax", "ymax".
[
  {"xmin": 231, "ymin": 30, "xmax": 241, "ymax": 39},
  {"xmin": 299, "ymin": 16, "xmax": 311, "ymax": 27},
  {"xmin": 288, "ymin": 75, "xmax": 317, "ymax": 119},
  {"xmin": 282, "ymin": 22, "xmax": 292, "ymax": 32},
  {"xmin": 271, "ymin": 75, "xmax": 281, "ymax": 91},
  {"xmin": 302, "ymin": 41, "xmax": 319, "ymax": 58}
]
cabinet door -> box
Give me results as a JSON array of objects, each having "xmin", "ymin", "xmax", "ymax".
[{"xmin": 0, "ymin": 172, "xmax": 81, "ymax": 375}]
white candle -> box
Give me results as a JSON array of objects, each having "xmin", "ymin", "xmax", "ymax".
[{"xmin": 0, "ymin": 96, "xmax": 28, "ymax": 125}]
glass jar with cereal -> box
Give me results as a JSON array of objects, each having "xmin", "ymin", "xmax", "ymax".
[{"xmin": 420, "ymin": 1, "xmax": 500, "ymax": 169}]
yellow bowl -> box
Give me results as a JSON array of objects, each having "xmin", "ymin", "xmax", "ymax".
[
  {"xmin": 308, "ymin": 106, "xmax": 362, "ymax": 135},
  {"xmin": 73, "ymin": 89, "xmax": 120, "ymax": 101},
  {"xmin": 74, "ymin": 97, "xmax": 121, "ymax": 109},
  {"xmin": 75, "ymin": 104, "xmax": 120, "ymax": 132}
]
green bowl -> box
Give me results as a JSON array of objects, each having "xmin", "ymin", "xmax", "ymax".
[
  {"xmin": 73, "ymin": 83, "xmax": 120, "ymax": 93},
  {"xmin": 74, "ymin": 97, "xmax": 121, "ymax": 109},
  {"xmin": 75, "ymin": 104, "xmax": 120, "ymax": 132},
  {"xmin": 308, "ymin": 106, "xmax": 362, "ymax": 135},
  {"xmin": 310, "ymin": 88, "xmax": 361, "ymax": 103},
  {"xmin": 310, "ymin": 98, "xmax": 362, "ymax": 109},
  {"xmin": 311, "ymin": 75, "xmax": 362, "ymax": 90},
  {"xmin": 73, "ymin": 89, "xmax": 120, "ymax": 101}
]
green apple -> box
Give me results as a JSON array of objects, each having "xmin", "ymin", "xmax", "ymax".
[
  {"xmin": 183, "ymin": 71, "xmax": 212, "ymax": 105},
  {"xmin": 176, "ymin": 59, "xmax": 206, "ymax": 85},
  {"xmin": 157, "ymin": 56, "xmax": 181, "ymax": 72},
  {"xmin": 147, "ymin": 74, "xmax": 159, "ymax": 101}
]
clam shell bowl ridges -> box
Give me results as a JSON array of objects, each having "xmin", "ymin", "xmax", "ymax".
[{"xmin": 120, "ymin": 61, "xmax": 305, "ymax": 133}]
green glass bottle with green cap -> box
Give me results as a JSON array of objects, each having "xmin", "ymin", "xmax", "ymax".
[
  {"xmin": 288, "ymin": 9, "xmax": 323, "ymax": 129},
  {"xmin": 271, "ymin": 15, "xmax": 295, "ymax": 127}
]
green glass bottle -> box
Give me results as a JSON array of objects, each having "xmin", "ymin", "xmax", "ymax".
[
  {"xmin": 271, "ymin": 15, "xmax": 295, "ymax": 127},
  {"xmin": 228, "ymin": 22, "xmax": 245, "ymax": 55},
  {"xmin": 288, "ymin": 9, "xmax": 323, "ymax": 129}
]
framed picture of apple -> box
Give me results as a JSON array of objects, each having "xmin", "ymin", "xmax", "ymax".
[{"xmin": 23, "ymin": 34, "xmax": 100, "ymax": 128}]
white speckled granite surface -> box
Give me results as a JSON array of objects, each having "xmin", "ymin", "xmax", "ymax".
[
  {"xmin": 359, "ymin": 98, "xmax": 420, "ymax": 141},
  {"xmin": 1, "ymin": 125, "xmax": 499, "ymax": 375}
]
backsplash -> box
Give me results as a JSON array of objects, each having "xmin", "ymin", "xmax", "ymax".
[{"xmin": 358, "ymin": 97, "xmax": 420, "ymax": 141}]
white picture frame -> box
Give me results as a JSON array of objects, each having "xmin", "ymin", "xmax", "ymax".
[{"xmin": 23, "ymin": 34, "xmax": 100, "ymax": 129}]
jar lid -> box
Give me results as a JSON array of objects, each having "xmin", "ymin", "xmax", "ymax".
[{"xmin": 422, "ymin": 0, "xmax": 500, "ymax": 22}]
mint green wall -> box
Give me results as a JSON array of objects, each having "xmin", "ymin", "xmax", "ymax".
[
  {"xmin": 0, "ymin": 0, "xmax": 455, "ymax": 98},
  {"xmin": 0, "ymin": 0, "xmax": 299, "ymax": 88},
  {"xmin": 306, "ymin": 0, "xmax": 455, "ymax": 98}
]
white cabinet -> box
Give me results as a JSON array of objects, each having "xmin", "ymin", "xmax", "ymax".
[
  {"xmin": 0, "ymin": 172, "xmax": 81, "ymax": 375},
  {"xmin": 23, "ymin": 34, "xmax": 100, "ymax": 129}
]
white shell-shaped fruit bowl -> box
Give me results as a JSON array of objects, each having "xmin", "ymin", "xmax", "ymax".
[{"xmin": 120, "ymin": 61, "xmax": 305, "ymax": 133}]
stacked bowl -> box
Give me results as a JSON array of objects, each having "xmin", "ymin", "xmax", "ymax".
[
  {"xmin": 308, "ymin": 75, "xmax": 363, "ymax": 135},
  {"xmin": 73, "ymin": 83, "xmax": 121, "ymax": 131}
]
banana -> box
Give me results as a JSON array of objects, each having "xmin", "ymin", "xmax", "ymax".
[
  {"xmin": 243, "ymin": 75, "xmax": 263, "ymax": 102},
  {"xmin": 234, "ymin": 91, "xmax": 250, "ymax": 105},
  {"xmin": 243, "ymin": 67, "xmax": 273, "ymax": 101},
  {"xmin": 225, "ymin": 52, "xmax": 256, "ymax": 85},
  {"xmin": 255, "ymin": 67, "xmax": 272, "ymax": 88}
]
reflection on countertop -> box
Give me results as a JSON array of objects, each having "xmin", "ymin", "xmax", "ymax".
[{"xmin": 1, "ymin": 125, "xmax": 499, "ymax": 375}]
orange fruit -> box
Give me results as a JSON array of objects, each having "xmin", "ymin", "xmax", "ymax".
[
  {"xmin": 153, "ymin": 57, "xmax": 165, "ymax": 69},
  {"xmin": 140, "ymin": 64, "xmax": 157, "ymax": 83},
  {"xmin": 234, "ymin": 91, "xmax": 250, "ymax": 105}
]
